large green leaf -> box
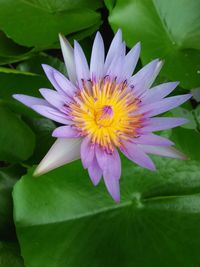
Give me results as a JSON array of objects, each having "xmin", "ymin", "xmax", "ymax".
[
  {"xmin": 108, "ymin": 0, "xmax": 200, "ymax": 88},
  {"xmin": 25, "ymin": 0, "xmax": 102, "ymax": 12},
  {"xmin": 0, "ymin": 105, "xmax": 35, "ymax": 162},
  {"xmin": 170, "ymin": 107, "xmax": 197, "ymax": 130},
  {"xmin": 14, "ymin": 157, "xmax": 200, "ymax": 267},
  {"xmin": 0, "ymin": 68, "xmax": 50, "ymax": 116},
  {"xmin": 0, "ymin": 31, "xmax": 32, "ymax": 63},
  {"xmin": 24, "ymin": 117, "xmax": 56, "ymax": 165},
  {"xmin": 17, "ymin": 54, "xmax": 67, "ymax": 76},
  {"xmin": 171, "ymin": 127, "xmax": 200, "ymax": 162},
  {"xmin": 0, "ymin": 242, "xmax": 24, "ymax": 267},
  {"xmin": 0, "ymin": 165, "xmax": 25, "ymax": 240},
  {"xmin": 0, "ymin": 0, "xmax": 101, "ymax": 47}
]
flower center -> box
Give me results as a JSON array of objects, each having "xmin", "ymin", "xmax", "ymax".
[
  {"xmin": 69, "ymin": 78, "xmax": 142, "ymax": 152},
  {"xmin": 95, "ymin": 105, "xmax": 114, "ymax": 127}
]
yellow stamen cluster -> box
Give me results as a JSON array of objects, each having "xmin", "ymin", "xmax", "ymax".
[{"xmin": 70, "ymin": 79, "xmax": 141, "ymax": 152}]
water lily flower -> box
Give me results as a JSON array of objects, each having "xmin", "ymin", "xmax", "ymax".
[{"xmin": 13, "ymin": 30, "xmax": 191, "ymax": 202}]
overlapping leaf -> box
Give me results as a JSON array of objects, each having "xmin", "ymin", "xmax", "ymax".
[
  {"xmin": 108, "ymin": 0, "xmax": 200, "ymax": 88},
  {"xmin": 13, "ymin": 157, "xmax": 200, "ymax": 267},
  {"xmin": 0, "ymin": 0, "xmax": 101, "ymax": 47}
]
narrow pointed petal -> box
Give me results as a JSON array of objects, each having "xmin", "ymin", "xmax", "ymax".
[
  {"xmin": 42, "ymin": 64, "xmax": 77, "ymax": 97},
  {"xmin": 32, "ymin": 105, "xmax": 72, "ymax": 124},
  {"xmin": 90, "ymin": 32, "xmax": 105, "ymax": 80},
  {"xmin": 129, "ymin": 59, "xmax": 163, "ymax": 96},
  {"xmin": 74, "ymin": 41, "xmax": 90, "ymax": 86},
  {"xmin": 39, "ymin": 89, "xmax": 69, "ymax": 109},
  {"xmin": 141, "ymin": 82, "xmax": 179, "ymax": 104},
  {"xmin": 141, "ymin": 117, "xmax": 188, "ymax": 132},
  {"xmin": 140, "ymin": 145, "xmax": 186, "ymax": 160},
  {"xmin": 81, "ymin": 137, "xmax": 95, "ymax": 168},
  {"xmin": 42, "ymin": 64, "xmax": 63, "ymax": 94},
  {"xmin": 103, "ymin": 170, "xmax": 120, "ymax": 202},
  {"xmin": 34, "ymin": 138, "xmax": 82, "ymax": 176},
  {"xmin": 53, "ymin": 71, "xmax": 77, "ymax": 97},
  {"xmin": 133, "ymin": 134, "xmax": 174, "ymax": 146},
  {"xmin": 59, "ymin": 34, "xmax": 77, "ymax": 84},
  {"xmin": 107, "ymin": 55, "xmax": 124, "ymax": 81},
  {"xmin": 136, "ymin": 94, "xmax": 192, "ymax": 117},
  {"xmin": 13, "ymin": 94, "xmax": 48, "ymax": 108},
  {"xmin": 104, "ymin": 29, "xmax": 122, "ymax": 71},
  {"xmin": 121, "ymin": 142, "xmax": 156, "ymax": 171},
  {"xmin": 122, "ymin": 42, "xmax": 141, "ymax": 79},
  {"xmin": 88, "ymin": 156, "xmax": 102, "ymax": 186},
  {"xmin": 149, "ymin": 60, "xmax": 163, "ymax": 85},
  {"xmin": 96, "ymin": 147, "xmax": 121, "ymax": 179},
  {"xmin": 52, "ymin": 126, "xmax": 80, "ymax": 138}
]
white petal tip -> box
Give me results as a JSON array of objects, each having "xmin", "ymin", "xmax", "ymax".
[
  {"xmin": 12, "ymin": 94, "xmax": 20, "ymax": 100},
  {"xmin": 33, "ymin": 162, "xmax": 51, "ymax": 177},
  {"xmin": 58, "ymin": 32, "xmax": 64, "ymax": 39},
  {"xmin": 33, "ymin": 167, "xmax": 44, "ymax": 177},
  {"xmin": 113, "ymin": 196, "xmax": 120, "ymax": 203},
  {"xmin": 174, "ymin": 81, "xmax": 180, "ymax": 86},
  {"xmin": 41, "ymin": 64, "xmax": 50, "ymax": 72},
  {"xmin": 90, "ymin": 179, "xmax": 99, "ymax": 186},
  {"xmin": 135, "ymin": 42, "xmax": 141, "ymax": 49},
  {"xmin": 59, "ymin": 33, "xmax": 70, "ymax": 46}
]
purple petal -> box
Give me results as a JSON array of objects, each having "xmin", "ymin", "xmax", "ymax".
[
  {"xmin": 88, "ymin": 156, "xmax": 102, "ymax": 186},
  {"xmin": 74, "ymin": 41, "xmax": 90, "ymax": 87},
  {"xmin": 121, "ymin": 141, "xmax": 156, "ymax": 171},
  {"xmin": 42, "ymin": 64, "xmax": 77, "ymax": 97},
  {"xmin": 59, "ymin": 34, "xmax": 77, "ymax": 84},
  {"xmin": 52, "ymin": 126, "xmax": 80, "ymax": 138},
  {"xmin": 104, "ymin": 29, "xmax": 122, "ymax": 71},
  {"xmin": 133, "ymin": 134, "xmax": 174, "ymax": 146},
  {"xmin": 141, "ymin": 117, "xmax": 188, "ymax": 132},
  {"xmin": 13, "ymin": 94, "xmax": 48, "ymax": 108},
  {"xmin": 122, "ymin": 42, "xmax": 141, "ymax": 79},
  {"xmin": 136, "ymin": 94, "xmax": 192, "ymax": 117},
  {"xmin": 32, "ymin": 105, "xmax": 72, "ymax": 124},
  {"xmin": 34, "ymin": 138, "xmax": 82, "ymax": 176},
  {"xmin": 96, "ymin": 147, "xmax": 121, "ymax": 178},
  {"xmin": 42, "ymin": 64, "xmax": 64, "ymax": 94},
  {"xmin": 39, "ymin": 89, "xmax": 69, "ymax": 109},
  {"xmin": 96, "ymin": 146, "xmax": 121, "ymax": 202},
  {"xmin": 140, "ymin": 145, "xmax": 186, "ymax": 160},
  {"xmin": 53, "ymin": 70, "xmax": 77, "ymax": 97},
  {"xmin": 129, "ymin": 59, "xmax": 163, "ymax": 96},
  {"xmin": 103, "ymin": 169, "xmax": 120, "ymax": 202},
  {"xmin": 141, "ymin": 82, "xmax": 179, "ymax": 104},
  {"xmin": 107, "ymin": 54, "xmax": 124, "ymax": 82},
  {"xmin": 81, "ymin": 137, "xmax": 95, "ymax": 168},
  {"xmin": 90, "ymin": 32, "xmax": 105, "ymax": 80}
]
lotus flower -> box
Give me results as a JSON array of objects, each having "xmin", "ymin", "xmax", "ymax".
[{"xmin": 13, "ymin": 30, "xmax": 191, "ymax": 202}]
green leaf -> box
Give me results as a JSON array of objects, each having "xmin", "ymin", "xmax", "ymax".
[
  {"xmin": 0, "ymin": 68, "xmax": 50, "ymax": 116},
  {"xmin": 13, "ymin": 157, "xmax": 200, "ymax": 267},
  {"xmin": 0, "ymin": 0, "xmax": 101, "ymax": 47},
  {"xmin": 17, "ymin": 53, "xmax": 67, "ymax": 76},
  {"xmin": 170, "ymin": 107, "xmax": 197, "ymax": 129},
  {"xmin": 0, "ymin": 242, "xmax": 24, "ymax": 267},
  {"xmin": 0, "ymin": 165, "xmax": 25, "ymax": 240},
  {"xmin": 25, "ymin": 0, "xmax": 102, "ymax": 12},
  {"xmin": 0, "ymin": 31, "xmax": 32, "ymax": 61},
  {"xmin": 104, "ymin": 0, "xmax": 116, "ymax": 11},
  {"xmin": 171, "ymin": 127, "xmax": 200, "ymax": 161},
  {"xmin": 23, "ymin": 117, "xmax": 56, "ymax": 165},
  {"xmin": 108, "ymin": 0, "xmax": 200, "ymax": 88},
  {"xmin": 0, "ymin": 105, "xmax": 35, "ymax": 162}
]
